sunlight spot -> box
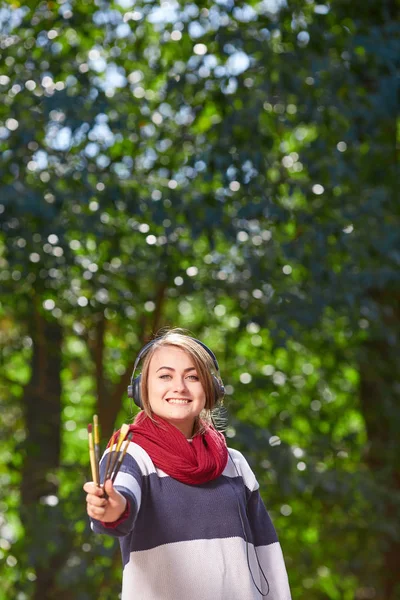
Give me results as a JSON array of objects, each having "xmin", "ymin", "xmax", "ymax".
[
  {"xmin": 237, "ymin": 231, "xmax": 248, "ymax": 242},
  {"xmin": 312, "ymin": 184, "xmax": 324, "ymax": 195},
  {"xmin": 269, "ymin": 436, "xmax": 281, "ymax": 446},
  {"xmin": 240, "ymin": 372, "xmax": 252, "ymax": 384},
  {"xmin": 40, "ymin": 495, "xmax": 59, "ymax": 506},
  {"xmin": 77, "ymin": 296, "xmax": 88, "ymax": 307},
  {"xmin": 280, "ymin": 504, "xmax": 292, "ymax": 516},
  {"xmin": 43, "ymin": 299, "xmax": 55, "ymax": 310},
  {"xmin": 194, "ymin": 43, "xmax": 207, "ymax": 55}
]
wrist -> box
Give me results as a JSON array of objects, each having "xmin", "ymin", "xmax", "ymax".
[{"xmin": 101, "ymin": 497, "xmax": 130, "ymax": 528}]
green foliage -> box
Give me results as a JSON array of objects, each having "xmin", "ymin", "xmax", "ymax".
[{"xmin": 0, "ymin": 0, "xmax": 399, "ymax": 598}]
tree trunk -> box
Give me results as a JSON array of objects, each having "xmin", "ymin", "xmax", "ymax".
[
  {"xmin": 359, "ymin": 296, "xmax": 400, "ymax": 599},
  {"xmin": 20, "ymin": 307, "xmax": 66, "ymax": 600}
]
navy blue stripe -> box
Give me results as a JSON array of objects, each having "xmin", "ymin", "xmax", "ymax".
[
  {"xmin": 247, "ymin": 489, "xmax": 278, "ymax": 547},
  {"xmin": 118, "ymin": 473, "xmax": 278, "ymax": 565}
]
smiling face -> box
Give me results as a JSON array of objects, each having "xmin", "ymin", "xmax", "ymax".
[{"xmin": 147, "ymin": 345, "xmax": 207, "ymax": 438}]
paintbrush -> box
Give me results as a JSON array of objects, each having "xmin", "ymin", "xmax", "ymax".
[
  {"xmin": 102, "ymin": 429, "xmax": 116, "ymax": 486},
  {"xmin": 87, "ymin": 424, "xmax": 99, "ymax": 486},
  {"xmin": 93, "ymin": 414, "xmax": 101, "ymax": 486},
  {"xmin": 100, "ymin": 429, "xmax": 117, "ymax": 499},
  {"xmin": 111, "ymin": 431, "xmax": 134, "ymax": 483},
  {"xmin": 105, "ymin": 423, "xmax": 130, "ymax": 482}
]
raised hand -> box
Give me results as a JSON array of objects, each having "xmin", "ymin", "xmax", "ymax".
[{"xmin": 84, "ymin": 479, "xmax": 127, "ymax": 523}]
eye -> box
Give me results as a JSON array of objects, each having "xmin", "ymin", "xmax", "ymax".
[
  {"xmin": 159, "ymin": 374, "xmax": 171, "ymax": 380},
  {"xmin": 186, "ymin": 374, "xmax": 199, "ymax": 381}
]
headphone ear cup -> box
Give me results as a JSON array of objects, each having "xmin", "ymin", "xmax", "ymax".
[
  {"xmin": 212, "ymin": 375, "xmax": 225, "ymax": 403},
  {"xmin": 132, "ymin": 374, "xmax": 143, "ymax": 409}
]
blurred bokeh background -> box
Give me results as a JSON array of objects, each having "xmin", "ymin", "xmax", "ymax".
[{"xmin": 0, "ymin": 0, "xmax": 399, "ymax": 598}]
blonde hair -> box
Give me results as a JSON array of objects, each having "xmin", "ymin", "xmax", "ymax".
[{"xmin": 139, "ymin": 329, "xmax": 224, "ymax": 433}]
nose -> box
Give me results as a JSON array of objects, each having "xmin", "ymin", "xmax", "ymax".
[{"xmin": 173, "ymin": 377, "xmax": 187, "ymax": 393}]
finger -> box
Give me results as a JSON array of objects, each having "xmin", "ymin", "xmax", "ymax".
[
  {"xmin": 87, "ymin": 505, "xmax": 106, "ymax": 519},
  {"xmin": 104, "ymin": 479, "xmax": 118, "ymax": 498},
  {"xmin": 86, "ymin": 494, "xmax": 107, "ymax": 508},
  {"xmin": 83, "ymin": 481, "xmax": 94, "ymax": 493},
  {"xmin": 84, "ymin": 482, "xmax": 105, "ymax": 497},
  {"xmin": 83, "ymin": 481, "xmax": 99, "ymax": 494}
]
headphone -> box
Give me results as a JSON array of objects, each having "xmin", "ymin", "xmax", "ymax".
[{"xmin": 127, "ymin": 337, "xmax": 225, "ymax": 409}]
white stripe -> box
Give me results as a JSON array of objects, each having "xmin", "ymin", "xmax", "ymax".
[
  {"xmin": 122, "ymin": 537, "xmax": 291, "ymax": 600},
  {"xmin": 253, "ymin": 542, "xmax": 292, "ymax": 599},
  {"xmin": 113, "ymin": 472, "xmax": 142, "ymax": 508},
  {"xmin": 125, "ymin": 443, "xmax": 170, "ymax": 478},
  {"xmin": 224, "ymin": 448, "xmax": 259, "ymax": 491},
  {"xmin": 101, "ymin": 442, "xmax": 169, "ymax": 478}
]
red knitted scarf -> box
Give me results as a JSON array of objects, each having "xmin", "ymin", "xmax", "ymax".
[{"xmin": 110, "ymin": 412, "xmax": 228, "ymax": 485}]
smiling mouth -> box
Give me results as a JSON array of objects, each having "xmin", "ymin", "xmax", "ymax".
[{"xmin": 166, "ymin": 398, "xmax": 192, "ymax": 404}]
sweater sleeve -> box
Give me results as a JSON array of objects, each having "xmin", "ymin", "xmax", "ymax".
[
  {"xmin": 90, "ymin": 442, "xmax": 143, "ymax": 538},
  {"xmin": 230, "ymin": 449, "xmax": 292, "ymax": 600},
  {"xmin": 247, "ymin": 489, "xmax": 292, "ymax": 600}
]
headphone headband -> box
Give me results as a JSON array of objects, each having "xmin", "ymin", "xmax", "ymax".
[{"xmin": 131, "ymin": 336, "xmax": 220, "ymax": 385}]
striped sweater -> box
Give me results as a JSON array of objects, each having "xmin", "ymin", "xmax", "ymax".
[{"xmin": 91, "ymin": 441, "xmax": 292, "ymax": 600}]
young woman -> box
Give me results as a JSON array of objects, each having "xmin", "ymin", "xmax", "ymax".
[{"xmin": 84, "ymin": 330, "xmax": 291, "ymax": 599}]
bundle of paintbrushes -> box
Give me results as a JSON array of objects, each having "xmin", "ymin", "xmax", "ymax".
[{"xmin": 87, "ymin": 417, "xmax": 133, "ymax": 494}]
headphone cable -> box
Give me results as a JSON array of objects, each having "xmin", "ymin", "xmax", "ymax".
[{"xmin": 227, "ymin": 452, "xmax": 270, "ymax": 597}]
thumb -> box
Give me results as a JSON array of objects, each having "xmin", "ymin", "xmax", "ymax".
[{"xmin": 104, "ymin": 478, "xmax": 120, "ymax": 500}]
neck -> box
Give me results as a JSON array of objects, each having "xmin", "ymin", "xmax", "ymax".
[
  {"xmin": 151, "ymin": 413, "xmax": 196, "ymax": 439},
  {"xmin": 170, "ymin": 421, "xmax": 195, "ymax": 439}
]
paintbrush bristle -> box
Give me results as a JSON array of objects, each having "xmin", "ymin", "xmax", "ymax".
[
  {"xmin": 120, "ymin": 423, "xmax": 129, "ymax": 437},
  {"xmin": 106, "ymin": 424, "xmax": 131, "ymax": 480},
  {"xmin": 111, "ymin": 431, "xmax": 134, "ymax": 483},
  {"xmin": 114, "ymin": 423, "xmax": 130, "ymax": 452}
]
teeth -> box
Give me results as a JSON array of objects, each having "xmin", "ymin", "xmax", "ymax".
[{"xmin": 168, "ymin": 399, "xmax": 190, "ymax": 404}]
